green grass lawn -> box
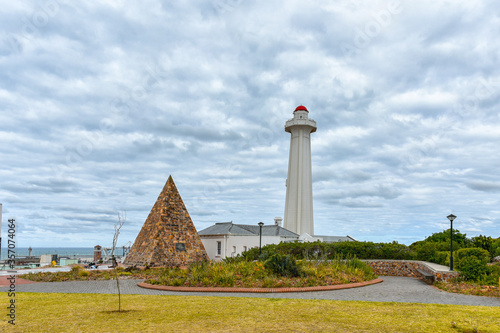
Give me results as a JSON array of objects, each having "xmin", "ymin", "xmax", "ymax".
[{"xmin": 2, "ymin": 293, "xmax": 499, "ymax": 332}]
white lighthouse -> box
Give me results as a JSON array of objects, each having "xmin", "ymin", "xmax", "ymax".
[{"xmin": 284, "ymin": 105, "xmax": 317, "ymax": 236}]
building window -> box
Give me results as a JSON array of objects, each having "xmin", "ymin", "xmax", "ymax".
[
  {"xmin": 243, "ymin": 246, "xmax": 247, "ymax": 252},
  {"xmin": 217, "ymin": 241, "xmax": 222, "ymax": 256}
]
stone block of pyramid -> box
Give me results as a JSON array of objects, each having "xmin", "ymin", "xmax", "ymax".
[{"xmin": 124, "ymin": 175, "xmax": 209, "ymax": 267}]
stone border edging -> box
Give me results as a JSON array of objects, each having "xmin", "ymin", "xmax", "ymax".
[{"xmin": 137, "ymin": 278, "xmax": 383, "ymax": 293}]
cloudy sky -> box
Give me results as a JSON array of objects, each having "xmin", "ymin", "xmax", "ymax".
[{"xmin": 1, "ymin": 0, "xmax": 499, "ymax": 249}]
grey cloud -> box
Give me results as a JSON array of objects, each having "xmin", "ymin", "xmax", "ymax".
[
  {"xmin": 3, "ymin": 178, "xmax": 78, "ymax": 194},
  {"xmin": 466, "ymin": 181, "xmax": 500, "ymax": 193},
  {"xmin": 338, "ymin": 199, "xmax": 384, "ymax": 208},
  {"xmin": 318, "ymin": 184, "xmax": 402, "ymax": 203}
]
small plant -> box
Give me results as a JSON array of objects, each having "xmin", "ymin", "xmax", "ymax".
[
  {"xmin": 70, "ymin": 265, "xmax": 84, "ymax": 274},
  {"xmin": 78, "ymin": 270, "xmax": 90, "ymax": 277}
]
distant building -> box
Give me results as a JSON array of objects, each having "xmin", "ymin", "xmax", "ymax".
[
  {"xmin": 60, "ymin": 258, "xmax": 79, "ymax": 266},
  {"xmin": 314, "ymin": 235, "xmax": 358, "ymax": 242},
  {"xmin": 198, "ymin": 221, "xmax": 298, "ymax": 261},
  {"xmin": 198, "ymin": 219, "xmax": 357, "ymax": 261},
  {"xmin": 40, "ymin": 254, "xmax": 58, "ymax": 267},
  {"xmin": 94, "ymin": 245, "xmax": 102, "ymax": 262}
]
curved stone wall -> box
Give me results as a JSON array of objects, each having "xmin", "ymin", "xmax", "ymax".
[{"xmin": 363, "ymin": 260, "xmax": 459, "ymax": 282}]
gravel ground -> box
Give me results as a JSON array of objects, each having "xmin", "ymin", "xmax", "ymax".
[{"xmin": 2, "ymin": 276, "xmax": 499, "ymax": 306}]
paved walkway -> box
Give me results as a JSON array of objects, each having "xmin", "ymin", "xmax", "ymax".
[{"xmin": 1, "ymin": 276, "xmax": 498, "ymax": 306}]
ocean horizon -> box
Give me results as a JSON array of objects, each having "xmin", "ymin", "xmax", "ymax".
[{"xmin": 0, "ymin": 247, "xmax": 95, "ymax": 260}]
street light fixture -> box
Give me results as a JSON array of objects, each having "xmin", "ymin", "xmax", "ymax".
[
  {"xmin": 258, "ymin": 222, "xmax": 264, "ymax": 256},
  {"xmin": 447, "ymin": 214, "xmax": 457, "ymax": 271}
]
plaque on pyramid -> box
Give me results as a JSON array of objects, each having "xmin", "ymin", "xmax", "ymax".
[{"xmin": 124, "ymin": 175, "xmax": 209, "ymax": 267}]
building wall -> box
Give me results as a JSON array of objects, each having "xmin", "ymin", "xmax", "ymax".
[
  {"xmin": 60, "ymin": 258, "xmax": 79, "ymax": 266},
  {"xmin": 200, "ymin": 235, "xmax": 286, "ymax": 260},
  {"xmin": 40, "ymin": 254, "xmax": 55, "ymax": 267}
]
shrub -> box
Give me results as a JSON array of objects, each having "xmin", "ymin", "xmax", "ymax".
[
  {"xmin": 264, "ymin": 254, "xmax": 302, "ymax": 277},
  {"xmin": 70, "ymin": 265, "xmax": 84, "ymax": 274},
  {"xmin": 490, "ymin": 238, "xmax": 500, "ymax": 257},
  {"xmin": 453, "ymin": 247, "xmax": 490, "ymax": 282},
  {"xmin": 479, "ymin": 264, "xmax": 500, "ymax": 285},
  {"xmin": 78, "ymin": 270, "xmax": 90, "ymax": 277},
  {"xmin": 240, "ymin": 240, "xmax": 416, "ymax": 262},
  {"xmin": 240, "ymin": 247, "xmax": 261, "ymax": 261},
  {"xmin": 454, "ymin": 248, "xmax": 490, "ymax": 269},
  {"xmin": 459, "ymin": 257, "xmax": 488, "ymax": 281},
  {"xmin": 434, "ymin": 251, "xmax": 449, "ymax": 266}
]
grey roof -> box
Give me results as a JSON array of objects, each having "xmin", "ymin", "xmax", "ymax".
[
  {"xmin": 314, "ymin": 235, "xmax": 358, "ymax": 242},
  {"xmin": 198, "ymin": 222, "xmax": 299, "ymax": 237}
]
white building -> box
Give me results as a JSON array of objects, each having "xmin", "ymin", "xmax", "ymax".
[
  {"xmin": 198, "ymin": 221, "xmax": 299, "ymax": 261},
  {"xmin": 198, "ymin": 220, "xmax": 358, "ymax": 261}
]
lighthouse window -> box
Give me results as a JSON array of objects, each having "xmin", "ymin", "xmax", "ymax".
[{"xmin": 300, "ymin": 115, "xmax": 303, "ymax": 118}]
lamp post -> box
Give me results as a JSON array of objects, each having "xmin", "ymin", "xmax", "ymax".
[
  {"xmin": 258, "ymin": 222, "xmax": 264, "ymax": 256},
  {"xmin": 447, "ymin": 214, "xmax": 457, "ymax": 271}
]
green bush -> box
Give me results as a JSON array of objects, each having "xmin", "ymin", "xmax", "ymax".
[
  {"xmin": 264, "ymin": 254, "xmax": 302, "ymax": 277},
  {"xmin": 490, "ymin": 238, "xmax": 500, "ymax": 257},
  {"xmin": 478, "ymin": 264, "xmax": 500, "ymax": 285},
  {"xmin": 454, "ymin": 247, "xmax": 490, "ymax": 269},
  {"xmin": 459, "ymin": 257, "xmax": 488, "ymax": 281},
  {"xmin": 453, "ymin": 247, "xmax": 490, "ymax": 282},
  {"xmin": 240, "ymin": 240, "xmax": 415, "ymax": 262},
  {"xmin": 236, "ymin": 231, "xmax": 497, "ymax": 266},
  {"xmin": 434, "ymin": 251, "xmax": 449, "ymax": 266}
]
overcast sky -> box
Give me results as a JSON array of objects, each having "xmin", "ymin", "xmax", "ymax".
[{"xmin": 1, "ymin": 0, "xmax": 499, "ymax": 248}]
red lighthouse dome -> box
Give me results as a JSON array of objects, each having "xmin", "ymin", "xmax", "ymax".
[{"xmin": 294, "ymin": 105, "xmax": 308, "ymax": 112}]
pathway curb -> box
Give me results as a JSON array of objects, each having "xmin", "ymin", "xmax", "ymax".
[{"xmin": 137, "ymin": 278, "xmax": 383, "ymax": 293}]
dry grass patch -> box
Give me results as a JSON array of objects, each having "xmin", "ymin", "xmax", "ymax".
[
  {"xmin": 1, "ymin": 292, "xmax": 499, "ymax": 332},
  {"xmin": 435, "ymin": 281, "xmax": 499, "ymax": 298}
]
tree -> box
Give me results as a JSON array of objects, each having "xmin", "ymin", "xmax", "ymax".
[
  {"xmin": 409, "ymin": 229, "xmax": 472, "ymax": 264},
  {"xmin": 471, "ymin": 235, "xmax": 493, "ymax": 254},
  {"xmin": 111, "ymin": 211, "xmax": 126, "ymax": 312},
  {"xmin": 423, "ymin": 229, "xmax": 470, "ymax": 248}
]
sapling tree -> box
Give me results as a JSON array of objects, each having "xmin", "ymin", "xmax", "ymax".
[{"xmin": 111, "ymin": 211, "xmax": 126, "ymax": 312}]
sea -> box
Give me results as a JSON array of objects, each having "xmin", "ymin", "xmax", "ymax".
[{"xmin": 0, "ymin": 247, "xmax": 95, "ymax": 260}]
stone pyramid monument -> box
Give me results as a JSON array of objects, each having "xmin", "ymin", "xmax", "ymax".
[{"xmin": 124, "ymin": 175, "xmax": 209, "ymax": 267}]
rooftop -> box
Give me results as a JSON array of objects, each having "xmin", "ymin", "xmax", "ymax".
[{"xmin": 198, "ymin": 222, "xmax": 299, "ymax": 237}]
